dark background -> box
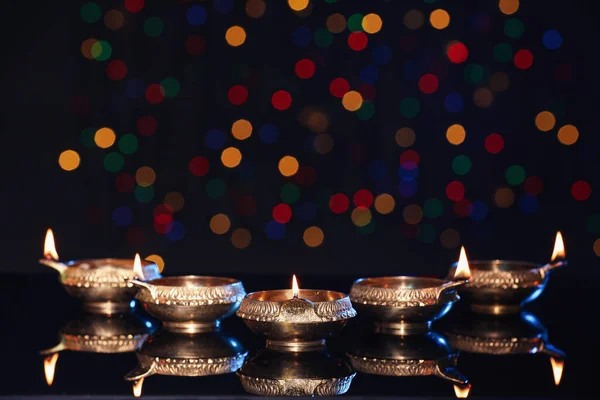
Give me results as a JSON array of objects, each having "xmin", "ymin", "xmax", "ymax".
[{"xmin": 2, "ymin": 0, "xmax": 598, "ymax": 277}]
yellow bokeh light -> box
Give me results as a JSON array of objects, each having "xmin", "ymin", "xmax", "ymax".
[
  {"xmin": 404, "ymin": 9, "xmax": 424, "ymax": 30},
  {"xmin": 473, "ymin": 87, "xmax": 494, "ymax": 108},
  {"xmin": 362, "ymin": 13, "xmax": 383, "ymax": 34},
  {"xmin": 594, "ymin": 238, "xmax": 600, "ymax": 257},
  {"xmin": 232, "ymin": 119, "xmax": 253, "ymax": 140},
  {"xmin": 499, "ymin": 0, "xmax": 519, "ymax": 15},
  {"xmin": 288, "ymin": 0, "xmax": 309, "ymax": 12},
  {"xmin": 374, "ymin": 194, "xmax": 395, "ymax": 215},
  {"xmin": 221, "ymin": 147, "xmax": 242, "ymax": 168},
  {"xmin": 557, "ymin": 124, "xmax": 579, "ymax": 145},
  {"xmin": 351, "ymin": 207, "xmax": 372, "ymax": 227},
  {"xmin": 225, "ymin": 26, "xmax": 246, "ymax": 47},
  {"xmin": 94, "ymin": 127, "xmax": 116, "ymax": 149},
  {"xmin": 58, "ymin": 150, "xmax": 81, "ymax": 171},
  {"xmin": 164, "ymin": 192, "xmax": 185, "ymax": 212},
  {"xmin": 494, "ymin": 187, "xmax": 515, "ymax": 208},
  {"xmin": 430, "ymin": 9, "xmax": 450, "ymax": 30},
  {"xmin": 490, "ymin": 72, "xmax": 510, "ymax": 92},
  {"xmin": 403, "ymin": 204, "xmax": 423, "ymax": 225},
  {"xmin": 245, "ymin": 0, "xmax": 266, "ymax": 19},
  {"xmin": 314, "ymin": 134, "xmax": 334, "ymax": 154},
  {"xmin": 231, "ymin": 228, "xmax": 252, "ymax": 249},
  {"xmin": 446, "ymin": 124, "xmax": 466, "ymax": 145},
  {"xmin": 342, "ymin": 91, "xmax": 363, "ymax": 111},
  {"xmin": 535, "ymin": 111, "xmax": 556, "ymax": 132},
  {"xmin": 305, "ymin": 110, "xmax": 329, "ymax": 133},
  {"xmin": 440, "ymin": 229, "xmax": 460, "ymax": 249},
  {"xmin": 145, "ymin": 254, "xmax": 165, "ymax": 273},
  {"xmin": 135, "ymin": 166, "xmax": 156, "ymax": 187},
  {"xmin": 303, "ymin": 226, "xmax": 324, "ymax": 247},
  {"xmin": 395, "ymin": 127, "xmax": 416, "ymax": 148},
  {"xmin": 278, "ymin": 155, "xmax": 299, "ymax": 177},
  {"xmin": 210, "ymin": 214, "xmax": 231, "ymax": 235},
  {"xmin": 326, "ymin": 13, "xmax": 346, "ymax": 33}
]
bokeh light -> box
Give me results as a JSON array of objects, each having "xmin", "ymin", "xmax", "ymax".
[
  {"xmin": 58, "ymin": 150, "xmax": 81, "ymax": 171},
  {"xmin": 288, "ymin": 0, "xmax": 309, "ymax": 12},
  {"xmin": 404, "ymin": 10, "xmax": 424, "ymax": 30},
  {"xmin": 374, "ymin": 194, "xmax": 395, "ymax": 214},
  {"xmin": 594, "ymin": 239, "xmax": 600, "ymax": 257},
  {"xmin": 429, "ymin": 9, "xmax": 450, "ymax": 29},
  {"xmin": 498, "ymin": 0, "xmax": 519, "ymax": 15},
  {"xmin": 272, "ymin": 90, "xmax": 292, "ymax": 110},
  {"xmin": 571, "ymin": 180, "xmax": 591, "ymax": 201},
  {"xmin": 226, "ymin": 26, "xmax": 246, "ymax": 47},
  {"xmin": 136, "ymin": 166, "xmax": 156, "ymax": 187},
  {"xmin": 164, "ymin": 192, "xmax": 185, "ymax": 212},
  {"xmin": 231, "ymin": 228, "xmax": 252, "ymax": 249},
  {"xmin": 145, "ymin": 254, "xmax": 165, "ymax": 273},
  {"xmin": 278, "ymin": 156, "xmax": 299, "ymax": 177},
  {"xmin": 221, "ymin": 147, "xmax": 242, "ymax": 168},
  {"xmin": 485, "ymin": 133, "xmax": 504, "ymax": 154},
  {"xmin": 440, "ymin": 228, "xmax": 460, "ymax": 249},
  {"xmin": 210, "ymin": 214, "xmax": 231, "ymax": 235},
  {"xmin": 395, "ymin": 128, "xmax": 416, "ymax": 148},
  {"xmin": 446, "ymin": 124, "xmax": 466, "ymax": 145},
  {"xmin": 303, "ymin": 226, "xmax": 324, "ymax": 247},
  {"xmin": 494, "ymin": 187, "xmax": 515, "ymax": 208},
  {"xmin": 362, "ymin": 13, "xmax": 383, "ymax": 34},
  {"xmin": 535, "ymin": 111, "xmax": 556, "ymax": 132},
  {"xmin": 342, "ymin": 91, "xmax": 363, "ymax": 111},
  {"xmin": 351, "ymin": 207, "xmax": 372, "ymax": 227},
  {"xmin": 232, "ymin": 119, "xmax": 253, "ymax": 140},
  {"xmin": 104, "ymin": 9, "xmax": 125, "ymax": 30},
  {"xmin": 403, "ymin": 204, "xmax": 423, "ymax": 225},
  {"xmin": 94, "ymin": 127, "xmax": 116, "ymax": 148},
  {"xmin": 557, "ymin": 124, "xmax": 579, "ymax": 145},
  {"xmin": 327, "ymin": 13, "xmax": 346, "ymax": 33},
  {"xmin": 246, "ymin": 0, "xmax": 266, "ymax": 19}
]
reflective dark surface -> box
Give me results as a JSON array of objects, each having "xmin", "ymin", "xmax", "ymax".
[{"xmin": 1, "ymin": 272, "xmax": 595, "ymax": 398}]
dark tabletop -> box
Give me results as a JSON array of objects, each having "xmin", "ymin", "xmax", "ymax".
[{"xmin": 0, "ymin": 272, "xmax": 595, "ymax": 399}]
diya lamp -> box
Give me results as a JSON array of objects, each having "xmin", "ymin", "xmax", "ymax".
[
  {"xmin": 39, "ymin": 229, "xmax": 161, "ymax": 315},
  {"xmin": 125, "ymin": 330, "xmax": 247, "ymax": 397},
  {"xmin": 444, "ymin": 310, "xmax": 565, "ymax": 386},
  {"xmin": 446, "ymin": 231, "xmax": 567, "ymax": 315},
  {"xmin": 40, "ymin": 311, "xmax": 157, "ymax": 387},
  {"xmin": 347, "ymin": 330, "xmax": 469, "ymax": 397},
  {"xmin": 237, "ymin": 348, "xmax": 355, "ymax": 396},
  {"xmin": 236, "ymin": 275, "xmax": 356, "ymax": 351},
  {"xmin": 350, "ymin": 247, "xmax": 472, "ymax": 335},
  {"xmin": 128, "ymin": 258, "xmax": 245, "ymax": 334}
]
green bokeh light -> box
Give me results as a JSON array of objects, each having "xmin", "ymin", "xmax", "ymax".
[
  {"xmin": 357, "ymin": 220, "xmax": 375, "ymax": 234},
  {"xmin": 313, "ymin": 28, "xmax": 333, "ymax": 48},
  {"xmin": 81, "ymin": 2, "xmax": 101, "ymax": 24},
  {"xmin": 206, "ymin": 179, "xmax": 226, "ymax": 199},
  {"xmin": 504, "ymin": 18, "xmax": 524, "ymax": 39},
  {"xmin": 118, "ymin": 134, "xmax": 138, "ymax": 155},
  {"xmin": 161, "ymin": 77, "xmax": 180, "ymax": 98},
  {"xmin": 417, "ymin": 224, "xmax": 436, "ymax": 243},
  {"xmin": 134, "ymin": 185, "xmax": 154, "ymax": 203},
  {"xmin": 423, "ymin": 198, "xmax": 443, "ymax": 219},
  {"xmin": 464, "ymin": 64, "xmax": 484, "ymax": 84},
  {"xmin": 493, "ymin": 43, "xmax": 513, "ymax": 63},
  {"xmin": 104, "ymin": 152, "xmax": 124, "ymax": 172},
  {"xmin": 505, "ymin": 165, "xmax": 526, "ymax": 185},
  {"xmin": 347, "ymin": 14, "xmax": 364, "ymax": 32},
  {"xmin": 91, "ymin": 40, "xmax": 112, "ymax": 61},
  {"xmin": 452, "ymin": 155, "xmax": 472, "ymax": 175},
  {"xmin": 144, "ymin": 17, "xmax": 164, "ymax": 37},
  {"xmin": 356, "ymin": 101, "xmax": 375, "ymax": 120},
  {"xmin": 400, "ymin": 98, "xmax": 420, "ymax": 118},
  {"xmin": 281, "ymin": 183, "xmax": 301, "ymax": 204},
  {"xmin": 81, "ymin": 127, "xmax": 95, "ymax": 148},
  {"xmin": 587, "ymin": 214, "xmax": 600, "ymax": 234}
]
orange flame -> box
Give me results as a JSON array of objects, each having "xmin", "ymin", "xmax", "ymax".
[
  {"xmin": 550, "ymin": 357, "xmax": 565, "ymax": 386},
  {"xmin": 550, "ymin": 231, "xmax": 566, "ymax": 261},
  {"xmin": 44, "ymin": 229, "xmax": 59, "ymax": 260},
  {"xmin": 133, "ymin": 253, "xmax": 144, "ymax": 280},
  {"xmin": 133, "ymin": 378, "xmax": 144, "ymax": 398},
  {"xmin": 292, "ymin": 274, "xmax": 299, "ymax": 298},
  {"xmin": 44, "ymin": 353, "xmax": 59, "ymax": 386},
  {"xmin": 453, "ymin": 384, "xmax": 471, "ymax": 398},
  {"xmin": 454, "ymin": 246, "xmax": 472, "ymax": 280}
]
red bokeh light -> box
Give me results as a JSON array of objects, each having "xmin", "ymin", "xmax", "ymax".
[
  {"xmin": 418, "ymin": 73, "xmax": 439, "ymax": 94},
  {"xmin": 453, "ymin": 198, "xmax": 472, "ymax": 217},
  {"xmin": 237, "ymin": 195, "xmax": 257, "ymax": 217},
  {"xmin": 353, "ymin": 189, "xmax": 374, "ymax": 208},
  {"xmin": 514, "ymin": 49, "xmax": 534, "ymax": 70},
  {"xmin": 126, "ymin": 227, "xmax": 145, "ymax": 248},
  {"xmin": 295, "ymin": 59, "xmax": 316, "ymax": 79},
  {"xmin": 136, "ymin": 115, "xmax": 157, "ymax": 136},
  {"xmin": 348, "ymin": 32, "xmax": 368, "ymax": 51},
  {"xmin": 106, "ymin": 60, "xmax": 127, "ymax": 80},
  {"xmin": 272, "ymin": 203, "xmax": 292, "ymax": 224},
  {"xmin": 271, "ymin": 90, "xmax": 292, "ymax": 110},
  {"xmin": 153, "ymin": 204, "xmax": 174, "ymax": 217},
  {"xmin": 116, "ymin": 173, "xmax": 135, "ymax": 193},
  {"xmin": 294, "ymin": 166, "xmax": 317, "ymax": 186},
  {"xmin": 329, "ymin": 78, "xmax": 350, "ymax": 98},
  {"xmin": 485, "ymin": 133, "xmax": 504, "ymax": 154},
  {"xmin": 358, "ymin": 83, "xmax": 376, "ymax": 101},
  {"xmin": 188, "ymin": 156, "xmax": 210, "ymax": 177},
  {"xmin": 228, "ymin": 85, "xmax": 248, "ymax": 105},
  {"xmin": 524, "ymin": 176, "xmax": 544, "ymax": 196},
  {"xmin": 125, "ymin": 0, "xmax": 145, "ymax": 13},
  {"xmin": 186, "ymin": 35, "xmax": 206, "ymax": 55},
  {"xmin": 447, "ymin": 42, "xmax": 469, "ymax": 64},
  {"xmin": 446, "ymin": 181, "xmax": 465, "ymax": 201},
  {"xmin": 145, "ymin": 84, "xmax": 165, "ymax": 104},
  {"xmin": 400, "ymin": 149, "xmax": 420, "ymax": 166},
  {"xmin": 329, "ymin": 193, "xmax": 349, "ymax": 214},
  {"xmin": 571, "ymin": 180, "xmax": 591, "ymax": 201}
]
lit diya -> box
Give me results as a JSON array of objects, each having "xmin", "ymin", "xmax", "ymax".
[
  {"xmin": 444, "ymin": 311, "xmax": 565, "ymax": 386},
  {"xmin": 128, "ymin": 258, "xmax": 245, "ymax": 334},
  {"xmin": 236, "ymin": 275, "xmax": 356, "ymax": 351},
  {"xmin": 237, "ymin": 349, "xmax": 355, "ymax": 397},
  {"xmin": 40, "ymin": 311, "xmax": 157, "ymax": 387},
  {"xmin": 39, "ymin": 229, "xmax": 161, "ymax": 315},
  {"xmin": 347, "ymin": 330, "xmax": 469, "ymax": 397},
  {"xmin": 446, "ymin": 231, "xmax": 567, "ymax": 315},
  {"xmin": 125, "ymin": 330, "xmax": 247, "ymax": 398},
  {"xmin": 350, "ymin": 247, "xmax": 471, "ymax": 335}
]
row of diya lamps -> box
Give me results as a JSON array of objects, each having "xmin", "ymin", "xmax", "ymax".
[{"xmin": 39, "ymin": 229, "xmax": 567, "ymax": 397}]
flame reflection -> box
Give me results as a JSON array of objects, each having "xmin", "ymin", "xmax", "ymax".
[
  {"xmin": 453, "ymin": 384, "xmax": 471, "ymax": 398},
  {"xmin": 550, "ymin": 231, "xmax": 566, "ymax": 261},
  {"xmin": 133, "ymin": 253, "xmax": 144, "ymax": 280},
  {"xmin": 454, "ymin": 246, "xmax": 472, "ymax": 280},
  {"xmin": 133, "ymin": 378, "xmax": 144, "ymax": 398},
  {"xmin": 44, "ymin": 229, "xmax": 59, "ymax": 260},
  {"xmin": 550, "ymin": 357, "xmax": 564, "ymax": 386},
  {"xmin": 44, "ymin": 353, "xmax": 59, "ymax": 386},
  {"xmin": 292, "ymin": 275, "xmax": 299, "ymax": 298}
]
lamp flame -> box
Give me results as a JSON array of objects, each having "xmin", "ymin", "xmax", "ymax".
[
  {"xmin": 453, "ymin": 384, "xmax": 471, "ymax": 398},
  {"xmin": 44, "ymin": 229, "xmax": 59, "ymax": 260},
  {"xmin": 550, "ymin": 231, "xmax": 566, "ymax": 262},
  {"xmin": 454, "ymin": 246, "xmax": 472, "ymax": 280},
  {"xmin": 550, "ymin": 357, "xmax": 565, "ymax": 386},
  {"xmin": 43, "ymin": 353, "xmax": 59, "ymax": 386},
  {"xmin": 292, "ymin": 275, "xmax": 299, "ymax": 298},
  {"xmin": 133, "ymin": 253, "xmax": 144, "ymax": 280},
  {"xmin": 132, "ymin": 378, "xmax": 144, "ymax": 398}
]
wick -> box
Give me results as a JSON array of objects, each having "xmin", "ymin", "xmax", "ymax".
[{"xmin": 293, "ymin": 293, "xmax": 298, "ymax": 299}]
